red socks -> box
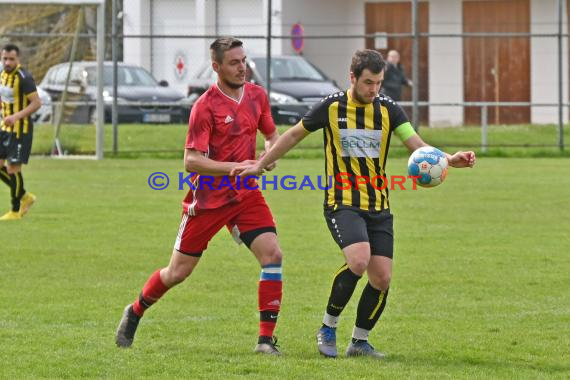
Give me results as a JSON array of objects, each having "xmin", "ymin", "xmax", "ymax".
[
  {"xmin": 130, "ymin": 265, "xmax": 283, "ymax": 340},
  {"xmin": 132, "ymin": 269, "xmax": 170, "ymax": 317},
  {"xmin": 258, "ymin": 264, "xmax": 283, "ymax": 337}
]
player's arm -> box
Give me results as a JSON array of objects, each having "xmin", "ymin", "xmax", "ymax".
[
  {"xmin": 400, "ymin": 127, "xmax": 475, "ymax": 168},
  {"xmin": 3, "ymin": 92, "xmax": 41, "ymax": 127},
  {"xmin": 259, "ymin": 130, "xmax": 280, "ymax": 171},
  {"xmin": 184, "ymin": 148, "xmax": 255, "ymax": 176},
  {"xmin": 391, "ymin": 100, "xmax": 476, "ymax": 169},
  {"xmin": 257, "ymin": 88, "xmax": 281, "ymax": 171},
  {"xmin": 231, "ymin": 123, "xmax": 309, "ymax": 176},
  {"xmin": 262, "ymin": 123, "xmax": 308, "ymax": 165},
  {"xmin": 233, "ymin": 95, "xmax": 329, "ymax": 176},
  {"xmin": 263, "ymin": 130, "xmax": 280, "ymax": 153},
  {"xmin": 398, "ymin": 125, "xmax": 427, "ymax": 152}
]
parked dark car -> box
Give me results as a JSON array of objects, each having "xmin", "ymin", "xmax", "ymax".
[
  {"xmin": 40, "ymin": 61, "xmax": 191, "ymax": 124},
  {"xmin": 187, "ymin": 55, "xmax": 341, "ymax": 124}
]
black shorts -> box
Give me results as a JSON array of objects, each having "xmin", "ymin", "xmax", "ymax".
[
  {"xmin": 324, "ymin": 207, "xmax": 394, "ymax": 258},
  {"xmin": 0, "ymin": 131, "xmax": 33, "ymax": 165}
]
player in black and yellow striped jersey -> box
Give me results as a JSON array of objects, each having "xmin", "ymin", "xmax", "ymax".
[
  {"xmin": 302, "ymin": 80, "xmax": 409, "ymax": 212},
  {"xmin": 0, "ymin": 44, "xmax": 41, "ymax": 221},
  {"xmin": 234, "ymin": 49, "xmax": 476, "ymax": 358}
]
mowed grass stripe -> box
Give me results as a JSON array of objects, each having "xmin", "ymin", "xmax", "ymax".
[{"xmin": 0, "ymin": 157, "xmax": 568, "ymax": 379}]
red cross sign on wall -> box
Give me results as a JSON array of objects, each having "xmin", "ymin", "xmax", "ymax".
[{"xmin": 174, "ymin": 53, "xmax": 187, "ymax": 80}]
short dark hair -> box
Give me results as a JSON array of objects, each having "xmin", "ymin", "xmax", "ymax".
[
  {"xmin": 2, "ymin": 43, "xmax": 20, "ymax": 55},
  {"xmin": 210, "ymin": 37, "xmax": 243, "ymax": 63},
  {"xmin": 350, "ymin": 49, "xmax": 385, "ymax": 79}
]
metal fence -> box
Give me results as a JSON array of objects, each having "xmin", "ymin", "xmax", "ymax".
[
  {"xmin": 117, "ymin": 0, "xmax": 568, "ymax": 152},
  {"xmin": 1, "ymin": 0, "xmax": 568, "ymax": 156}
]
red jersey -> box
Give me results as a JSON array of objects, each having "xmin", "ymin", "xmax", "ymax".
[{"xmin": 183, "ymin": 82, "xmax": 276, "ymax": 213}]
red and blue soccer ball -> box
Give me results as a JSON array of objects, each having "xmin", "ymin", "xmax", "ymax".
[{"xmin": 407, "ymin": 146, "xmax": 449, "ymax": 188}]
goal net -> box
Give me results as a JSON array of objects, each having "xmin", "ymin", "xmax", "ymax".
[{"xmin": 0, "ymin": 0, "xmax": 106, "ymax": 159}]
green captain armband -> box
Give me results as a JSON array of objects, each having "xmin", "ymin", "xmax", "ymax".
[{"xmin": 394, "ymin": 122, "xmax": 417, "ymax": 142}]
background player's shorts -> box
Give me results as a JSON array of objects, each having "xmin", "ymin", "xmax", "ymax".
[
  {"xmin": 174, "ymin": 189, "xmax": 276, "ymax": 255},
  {"xmin": 0, "ymin": 131, "xmax": 33, "ymax": 165},
  {"xmin": 324, "ymin": 206, "xmax": 394, "ymax": 258}
]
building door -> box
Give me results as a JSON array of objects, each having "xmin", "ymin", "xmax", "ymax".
[
  {"xmin": 365, "ymin": 1, "xmax": 429, "ymax": 125},
  {"xmin": 463, "ymin": 0, "xmax": 530, "ymax": 125}
]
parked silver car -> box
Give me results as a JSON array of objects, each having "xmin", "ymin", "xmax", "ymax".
[{"xmin": 40, "ymin": 61, "xmax": 191, "ymax": 124}]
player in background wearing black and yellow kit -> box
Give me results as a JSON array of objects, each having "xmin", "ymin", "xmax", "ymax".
[
  {"xmin": 0, "ymin": 44, "xmax": 41, "ymax": 221},
  {"xmin": 233, "ymin": 49, "xmax": 476, "ymax": 358}
]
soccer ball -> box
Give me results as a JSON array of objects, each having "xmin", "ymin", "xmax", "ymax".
[{"xmin": 407, "ymin": 146, "xmax": 448, "ymax": 188}]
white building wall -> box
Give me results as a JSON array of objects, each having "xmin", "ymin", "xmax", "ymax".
[
  {"xmin": 217, "ymin": 0, "xmax": 282, "ymax": 56},
  {"xmin": 122, "ymin": 0, "xmax": 568, "ymax": 124},
  {"xmin": 122, "ymin": 0, "xmax": 151, "ymax": 70},
  {"xmin": 191, "ymin": 0, "xmax": 217, "ymax": 76},
  {"xmin": 428, "ymin": 0, "xmax": 463, "ymax": 126},
  {"xmin": 123, "ymin": 0, "xmax": 283, "ymax": 93},
  {"xmin": 281, "ymin": 0, "xmax": 568, "ymax": 125},
  {"xmin": 348, "ymin": 0, "xmax": 464, "ymax": 126},
  {"xmin": 281, "ymin": 0, "xmax": 465, "ymax": 126},
  {"xmin": 530, "ymin": 0, "xmax": 568, "ymax": 124},
  {"xmin": 280, "ymin": 0, "xmax": 364, "ymax": 90},
  {"xmin": 150, "ymin": 0, "xmax": 202, "ymax": 92}
]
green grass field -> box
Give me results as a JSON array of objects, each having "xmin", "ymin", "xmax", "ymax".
[
  {"xmin": 1, "ymin": 156, "xmax": 569, "ymax": 379},
  {"xmin": 31, "ymin": 123, "xmax": 570, "ymax": 158}
]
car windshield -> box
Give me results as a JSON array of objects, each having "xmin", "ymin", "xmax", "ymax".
[
  {"xmin": 252, "ymin": 57, "xmax": 326, "ymax": 82},
  {"xmin": 85, "ymin": 66, "xmax": 158, "ymax": 86}
]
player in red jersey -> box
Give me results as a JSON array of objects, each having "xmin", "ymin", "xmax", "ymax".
[{"xmin": 115, "ymin": 37, "xmax": 283, "ymax": 355}]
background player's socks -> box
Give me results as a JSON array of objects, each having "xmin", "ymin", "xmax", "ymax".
[
  {"xmin": 132, "ymin": 269, "xmax": 170, "ymax": 317},
  {"xmin": 323, "ymin": 264, "xmax": 361, "ymax": 327},
  {"xmin": 0, "ymin": 167, "xmax": 10, "ymax": 187},
  {"xmin": 9, "ymin": 172, "xmax": 25, "ymax": 212},
  {"xmin": 355, "ymin": 283, "xmax": 389, "ymax": 331},
  {"xmin": 258, "ymin": 263, "xmax": 282, "ymax": 338}
]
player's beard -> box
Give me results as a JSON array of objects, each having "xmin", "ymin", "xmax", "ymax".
[
  {"xmin": 221, "ymin": 77, "xmax": 245, "ymax": 90},
  {"xmin": 353, "ymin": 88, "xmax": 373, "ymax": 105}
]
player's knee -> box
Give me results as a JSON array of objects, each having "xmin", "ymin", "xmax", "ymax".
[
  {"xmin": 370, "ymin": 272, "xmax": 391, "ymax": 291},
  {"xmin": 348, "ymin": 257, "xmax": 370, "ymax": 276},
  {"xmin": 378, "ymin": 273, "xmax": 391, "ymax": 290},
  {"xmin": 262, "ymin": 246, "xmax": 282, "ymax": 266},
  {"xmin": 168, "ymin": 272, "xmax": 189, "ymax": 286},
  {"xmin": 6, "ymin": 166, "xmax": 20, "ymax": 174},
  {"xmin": 163, "ymin": 266, "xmax": 192, "ymax": 286},
  {"xmin": 272, "ymin": 247, "xmax": 283, "ymax": 263}
]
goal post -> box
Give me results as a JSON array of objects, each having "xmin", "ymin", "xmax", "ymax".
[{"xmin": 0, "ymin": 0, "xmax": 106, "ymax": 159}]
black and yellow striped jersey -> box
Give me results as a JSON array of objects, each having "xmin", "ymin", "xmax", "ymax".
[
  {"xmin": 0, "ymin": 64, "xmax": 37, "ymax": 138},
  {"xmin": 301, "ymin": 90, "xmax": 410, "ymax": 212}
]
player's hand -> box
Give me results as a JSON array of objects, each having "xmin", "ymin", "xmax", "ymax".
[
  {"xmin": 3, "ymin": 115, "xmax": 16, "ymax": 127},
  {"xmin": 259, "ymin": 150, "xmax": 277, "ymax": 171},
  {"xmin": 230, "ymin": 161, "xmax": 263, "ymax": 177},
  {"xmin": 448, "ymin": 151, "xmax": 476, "ymax": 168},
  {"xmin": 239, "ymin": 159, "xmax": 257, "ymax": 167},
  {"xmin": 238, "ymin": 164, "xmax": 265, "ymax": 178}
]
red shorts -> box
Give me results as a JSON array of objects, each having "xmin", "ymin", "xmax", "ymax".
[{"xmin": 174, "ymin": 190, "xmax": 276, "ymax": 255}]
